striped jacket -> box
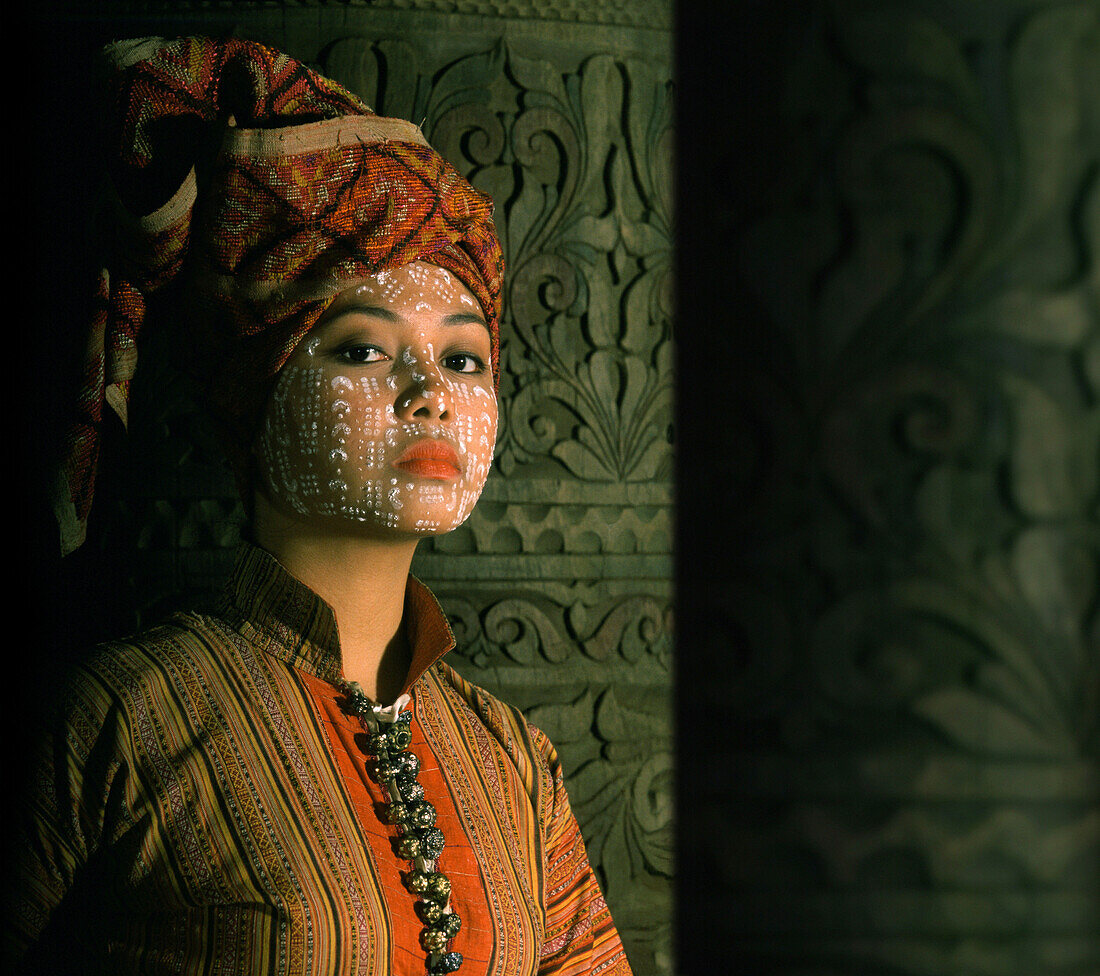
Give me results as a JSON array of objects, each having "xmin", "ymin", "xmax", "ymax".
[{"xmin": 10, "ymin": 543, "xmax": 632, "ymax": 976}]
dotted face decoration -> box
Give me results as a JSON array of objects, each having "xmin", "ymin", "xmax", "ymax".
[{"xmin": 255, "ymin": 262, "xmax": 498, "ymax": 537}]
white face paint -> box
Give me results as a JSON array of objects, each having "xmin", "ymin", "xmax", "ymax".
[{"xmin": 254, "ymin": 261, "xmax": 498, "ymax": 537}]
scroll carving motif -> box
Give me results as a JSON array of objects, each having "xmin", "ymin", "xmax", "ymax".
[{"xmin": 433, "ymin": 590, "xmax": 671, "ymax": 668}]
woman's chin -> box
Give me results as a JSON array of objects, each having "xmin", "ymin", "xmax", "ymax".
[
  {"xmin": 255, "ymin": 482, "xmax": 484, "ymax": 541},
  {"xmin": 327, "ymin": 505, "xmax": 477, "ymax": 540}
]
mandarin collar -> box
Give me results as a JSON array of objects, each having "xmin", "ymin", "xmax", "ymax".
[{"xmin": 218, "ymin": 541, "xmax": 456, "ymax": 696}]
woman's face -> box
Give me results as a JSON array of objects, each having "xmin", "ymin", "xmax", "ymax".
[{"xmin": 254, "ymin": 261, "xmax": 497, "ymax": 537}]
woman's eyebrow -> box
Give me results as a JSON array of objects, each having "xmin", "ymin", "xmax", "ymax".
[
  {"xmin": 442, "ymin": 312, "xmax": 489, "ymax": 329},
  {"xmin": 331, "ymin": 305, "xmax": 485, "ymax": 329},
  {"xmin": 334, "ymin": 303, "xmax": 402, "ymax": 322}
]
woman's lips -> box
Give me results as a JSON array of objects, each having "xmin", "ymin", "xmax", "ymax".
[{"xmin": 392, "ymin": 439, "xmax": 461, "ymax": 480}]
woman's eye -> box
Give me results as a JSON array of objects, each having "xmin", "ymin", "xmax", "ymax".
[
  {"xmin": 338, "ymin": 344, "xmax": 387, "ymax": 364},
  {"xmin": 443, "ymin": 353, "xmax": 485, "ymax": 374}
]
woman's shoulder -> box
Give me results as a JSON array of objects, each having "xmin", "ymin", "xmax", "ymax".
[
  {"xmin": 56, "ymin": 608, "xmax": 238, "ymax": 712},
  {"xmin": 423, "ymin": 659, "xmax": 560, "ymax": 780},
  {"xmin": 427, "ymin": 658, "xmax": 528, "ymax": 732}
]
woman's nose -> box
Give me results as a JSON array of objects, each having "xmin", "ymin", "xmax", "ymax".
[{"xmin": 393, "ymin": 355, "xmax": 453, "ymax": 421}]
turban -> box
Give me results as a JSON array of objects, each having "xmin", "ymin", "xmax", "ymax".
[{"xmin": 55, "ymin": 35, "xmax": 504, "ymax": 556}]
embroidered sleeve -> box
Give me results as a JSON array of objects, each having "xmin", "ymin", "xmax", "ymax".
[
  {"xmin": 5, "ymin": 661, "xmax": 141, "ymax": 967},
  {"xmin": 531, "ymin": 726, "xmax": 634, "ymax": 976}
]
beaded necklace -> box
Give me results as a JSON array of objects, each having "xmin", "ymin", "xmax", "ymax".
[{"xmin": 339, "ymin": 680, "xmax": 463, "ymax": 975}]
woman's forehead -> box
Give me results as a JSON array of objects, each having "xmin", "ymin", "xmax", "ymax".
[
  {"xmin": 300, "ymin": 261, "xmax": 491, "ymax": 358},
  {"xmin": 332, "ymin": 261, "xmax": 480, "ymax": 312}
]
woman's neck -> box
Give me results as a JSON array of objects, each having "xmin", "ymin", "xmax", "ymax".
[{"xmin": 250, "ymin": 492, "xmax": 419, "ymax": 703}]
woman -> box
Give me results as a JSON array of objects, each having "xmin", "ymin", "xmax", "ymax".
[{"xmin": 9, "ymin": 35, "xmax": 632, "ymax": 976}]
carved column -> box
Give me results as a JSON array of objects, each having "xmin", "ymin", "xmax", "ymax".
[{"xmin": 679, "ymin": 2, "xmax": 1099, "ymax": 974}]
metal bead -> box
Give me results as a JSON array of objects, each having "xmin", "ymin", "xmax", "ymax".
[
  {"xmin": 389, "ymin": 725, "xmax": 412, "ymax": 749},
  {"xmin": 438, "ymin": 912, "xmax": 461, "ymax": 938},
  {"xmin": 406, "ymin": 870, "xmax": 432, "ymax": 895},
  {"xmin": 397, "ymin": 777, "xmax": 425, "ymax": 803},
  {"xmin": 398, "ymin": 834, "xmax": 422, "ymax": 858},
  {"xmin": 420, "ymin": 928, "xmax": 449, "ymax": 953},
  {"xmin": 367, "ymin": 731, "xmax": 390, "ymax": 754},
  {"xmin": 383, "ymin": 802, "xmax": 408, "ymax": 825},
  {"xmin": 395, "ymin": 752, "xmax": 420, "ymax": 776},
  {"xmin": 373, "ymin": 759, "xmax": 398, "ymax": 781},
  {"xmin": 416, "ymin": 900, "xmax": 445, "ymax": 924},
  {"xmin": 430, "ymin": 951, "xmax": 463, "ymax": 975},
  {"xmin": 424, "ymin": 872, "xmax": 451, "ymax": 902},
  {"xmin": 410, "ymin": 801, "xmax": 437, "ymax": 828},
  {"xmin": 419, "ymin": 827, "xmax": 445, "ymax": 860},
  {"xmin": 347, "ymin": 692, "xmax": 372, "ymax": 717}
]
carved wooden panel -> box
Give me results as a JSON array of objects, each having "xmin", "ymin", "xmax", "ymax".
[
  {"xmin": 679, "ymin": 2, "xmax": 1099, "ymax": 974},
  {"xmin": 54, "ymin": 7, "xmax": 674, "ymax": 975},
  {"xmin": 95, "ymin": 0, "xmax": 670, "ymax": 30}
]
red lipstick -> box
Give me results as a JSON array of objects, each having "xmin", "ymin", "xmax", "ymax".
[{"xmin": 393, "ymin": 440, "xmax": 461, "ymax": 480}]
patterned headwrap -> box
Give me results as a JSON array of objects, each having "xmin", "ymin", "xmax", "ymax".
[{"xmin": 55, "ymin": 35, "xmax": 504, "ymax": 556}]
